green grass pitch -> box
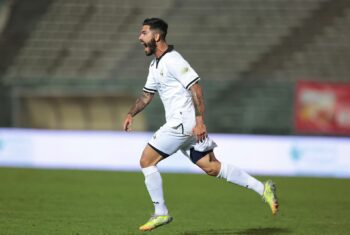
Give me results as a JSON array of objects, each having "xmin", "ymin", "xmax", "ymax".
[{"xmin": 0, "ymin": 167, "xmax": 349, "ymax": 235}]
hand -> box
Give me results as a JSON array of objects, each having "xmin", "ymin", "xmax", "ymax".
[
  {"xmin": 123, "ymin": 114, "xmax": 133, "ymax": 131},
  {"xmin": 192, "ymin": 122, "xmax": 207, "ymax": 142}
]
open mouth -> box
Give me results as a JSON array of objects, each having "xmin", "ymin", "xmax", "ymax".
[
  {"xmin": 140, "ymin": 40, "xmax": 154, "ymax": 56},
  {"xmin": 141, "ymin": 42, "xmax": 147, "ymax": 48}
]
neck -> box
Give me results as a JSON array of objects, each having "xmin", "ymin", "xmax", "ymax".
[{"xmin": 155, "ymin": 41, "xmax": 168, "ymax": 58}]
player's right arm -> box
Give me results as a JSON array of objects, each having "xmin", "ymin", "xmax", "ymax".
[{"xmin": 123, "ymin": 91, "xmax": 154, "ymax": 131}]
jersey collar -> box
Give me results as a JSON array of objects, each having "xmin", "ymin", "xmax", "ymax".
[{"xmin": 155, "ymin": 45, "xmax": 174, "ymax": 68}]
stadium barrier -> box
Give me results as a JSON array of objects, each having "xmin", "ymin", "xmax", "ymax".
[{"xmin": 0, "ymin": 128, "xmax": 349, "ymax": 178}]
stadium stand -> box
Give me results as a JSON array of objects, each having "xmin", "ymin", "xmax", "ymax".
[
  {"xmin": 3, "ymin": 0, "xmax": 173, "ymax": 82},
  {"xmin": 272, "ymin": 7, "xmax": 350, "ymax": 82},
  {"xmin": 0, "ymin": 0, "xmax": 350, "ymax": 133}
]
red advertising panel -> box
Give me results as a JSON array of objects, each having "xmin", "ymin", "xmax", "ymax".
[{"xmin": 295, "ymin": 81, "xmax": 350, "ymax": 135}]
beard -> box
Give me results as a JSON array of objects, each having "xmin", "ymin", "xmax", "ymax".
[{"xmin": 144, "ymin": 38, "xmax": 157, "ymax": 56}]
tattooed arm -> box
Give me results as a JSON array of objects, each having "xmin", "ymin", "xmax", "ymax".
[
  {"xmin": 123, "ymin": 91, "xmax": 154, "ymax": 131},
  {"xmin": 190, "ymin": 82, "xmax": 207, "ymax": 142}
]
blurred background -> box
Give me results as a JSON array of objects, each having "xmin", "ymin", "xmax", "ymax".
[
  {"xmin": 1, "ymin": 3, "xmax": 350, "ymax": 234},
  {"xmin": 1, "ymin": 0, "xmax": 350, "ymax": 135}
]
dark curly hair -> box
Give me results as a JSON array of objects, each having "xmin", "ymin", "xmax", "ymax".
[{"xmin": 143, "ymin": 18, "xmax": 168, "ymax": 40}]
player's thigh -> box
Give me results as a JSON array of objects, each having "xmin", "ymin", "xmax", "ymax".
[
  {"xmin": 182, "ymin": 135, "xmax": 218, "ymax": 167},
  {"xmin": 140, "ymin": 144, "xmax": 165, "ymax": 167},
  {"xmin": 195, "ymin": 152, "xmax": 221, "ymax": 176}
]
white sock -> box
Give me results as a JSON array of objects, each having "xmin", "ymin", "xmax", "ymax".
[
  {"xmin": 217, "ymin": 162, "xmax": 264, "ymax": 196},
  {"xmin": 141, "ymin": 166, "xmax": 168, "ymax": 216}
]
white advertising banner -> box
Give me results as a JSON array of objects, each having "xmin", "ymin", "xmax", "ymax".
[{"xmin": 0, "ymin": 128, "xmax": 350, "ymax": 178}]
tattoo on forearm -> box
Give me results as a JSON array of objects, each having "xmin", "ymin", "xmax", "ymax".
[
  {"xmin": 128, "ymin": 92, "xmax": 153, "ymax": 117},
  {"xmin": 191, "ymin": 87, "xmax": 204, "ymax": 117},
  {"xmin": 192, "ymin": 92, "xmax": 202, "ymax": 116}
]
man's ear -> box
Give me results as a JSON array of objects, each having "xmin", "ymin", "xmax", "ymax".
[{"xmin": 154, "ymin": 33, "xmax": 161, "ymax": 42}]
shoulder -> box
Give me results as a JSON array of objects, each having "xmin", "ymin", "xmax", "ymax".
[
  {"xmin": 164, "ymin": 50, "xmax": 188, "ymax": 67},
  {"xmin": 167, "ymin": 50, "xmax": 184, "ymax": 60}
]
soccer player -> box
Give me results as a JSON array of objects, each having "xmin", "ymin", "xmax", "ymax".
[{"xmin": 123, "ymin": 18, "xmax": 279, "ymax": 232}]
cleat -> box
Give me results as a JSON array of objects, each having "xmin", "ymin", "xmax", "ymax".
[
  {"xmin": 262, "ymin": 180, "xmax": 279, "ymax": 215},
  {"xmin": 139, "ymin": 214, "xmax": 173, "ymax": 231}
]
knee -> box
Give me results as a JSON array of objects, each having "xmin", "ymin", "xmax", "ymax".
[
  {"xmin": 203, "ymin": 164, "xmax": 220, "ymax": 177},
  {"xmin": 139, "ymin": 145, "xmax": 164, "ymax": 168},
  {"xmin": 140, "ymin": 153, "xmax": 159, "ymax": 168},
  {"xmin": 140, "ymin": 156, "xmax": 151, "ymax": 168}
]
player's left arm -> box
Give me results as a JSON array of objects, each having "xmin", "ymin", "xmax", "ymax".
[{"xmin": 190, "ymin": 82, "xmax": 207, "ymax": 142}]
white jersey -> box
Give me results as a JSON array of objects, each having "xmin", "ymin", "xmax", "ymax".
[
  {"xmin": 143, "ymin": 46, "xmax": 217, "ymax": 157},
  {"xmin": 143, "ymin": 46, "xmax": 200, "ymax": 133}
]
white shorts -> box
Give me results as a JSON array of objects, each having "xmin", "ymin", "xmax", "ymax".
[{"xmin": 148, "ymin": 123, "xmax": 217, "ymax": 163}]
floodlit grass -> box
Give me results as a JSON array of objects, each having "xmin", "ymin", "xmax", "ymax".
[{"xmin": 0, "ymin": 167, "xmax": 349, "ymax": 235}]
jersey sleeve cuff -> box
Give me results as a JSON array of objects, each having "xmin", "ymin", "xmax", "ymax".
[
  {"xmin": 185, "ymin": 77, "xmax": 200, "ymax": 90},
  {"xmin": 143, "ymin": 87, "xmax": 157, "ymax": 93}
]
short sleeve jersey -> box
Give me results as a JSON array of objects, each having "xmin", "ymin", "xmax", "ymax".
[{"xmin": 143, "ymin": 45, "xmax": 200, "ymax": 128}]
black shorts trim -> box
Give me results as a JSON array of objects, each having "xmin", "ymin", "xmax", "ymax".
[
  {"xmin": 148, "ymin": 143, "xmax": 170, "ymax": 158},
  {"xmin": 190, "ymin": 148, "xmax": 213, "ymax": 163}
]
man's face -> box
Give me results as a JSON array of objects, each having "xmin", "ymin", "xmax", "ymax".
[{"xmin": 139, "ymin": 25, "xmax": 157, "ymax": 56}]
